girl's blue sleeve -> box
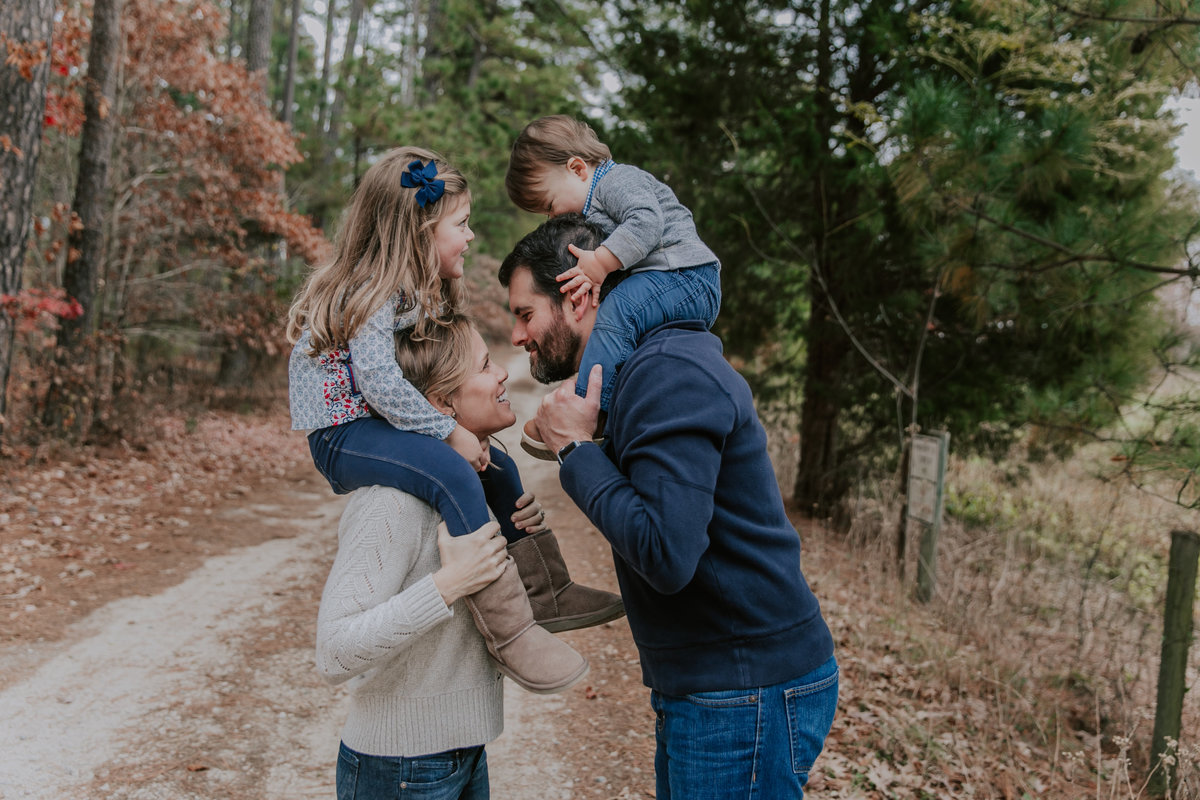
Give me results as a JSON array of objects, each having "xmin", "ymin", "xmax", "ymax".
[{"xmin": 348, "ymin": 302, "xmax": 455, "ymax": 439}]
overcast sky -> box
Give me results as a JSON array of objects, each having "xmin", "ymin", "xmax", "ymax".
[
  {"xmin": 300, "ymin": 3, "xmax": 1200, "ymax": 180},
  {"xmin": 1168, "ymin": 94, "xmax": 1200, "ymax": 178}
]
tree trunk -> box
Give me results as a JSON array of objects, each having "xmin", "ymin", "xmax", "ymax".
[
  {"xmin": 0, "ymin": 0, "xmax": 55, "ymax": 439},
  {"xmin": 281, "ymin": 0, "xmax": 301, "ymax": 127},
  {"xmin": 792, "ymin": 281, "xmax": 849, "ymax": 519},
  {"xmin": 316, "ymin": 0, "xmax": 337, "ymax": 134},
  {"xmin": 44, "ymin": 0, "xmax": 124, "ymax": 437},
  {"xmin": 220, "ymin": 0, "xmax": 280, "ymax": 391},
  {"xmin": 325, "ymin": 0, "xmax": 364, "ymax": 159},
  {"xmin": 59, "ymin": 0, "xmax": 123, "ymax": 349},
  {"xmin": 245, "ymin": 0, "xmax": 272, "ymax": 97},
  {"xmin": 421, "ymin": 0, "xmax": 444, "ymax": 102},
  {"xmin": 1149, "ymin": 529, "xmax": 1200, "ymax": 797},
  {"xmin": 792, "ymin": 0, "xmax": 850, "ymax": 521}
]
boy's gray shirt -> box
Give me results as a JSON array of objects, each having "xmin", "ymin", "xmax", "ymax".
[{"xmin": 587, "ymin": 163, "xmax": 720, "ymax": 273}]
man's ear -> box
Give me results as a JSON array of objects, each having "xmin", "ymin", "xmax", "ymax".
[{"xmin": 567, "ymin": 291, "xmax": 594, "ymax": 323}]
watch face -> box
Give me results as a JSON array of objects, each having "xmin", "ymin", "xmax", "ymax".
[{"xmin": 556, "ymin": 440, "xmax": 583, "ymax": 464}]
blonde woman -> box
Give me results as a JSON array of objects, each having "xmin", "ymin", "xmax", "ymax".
[{"xmin": 317, "ymin": 315, "xmax": 619, "ymax": 799}]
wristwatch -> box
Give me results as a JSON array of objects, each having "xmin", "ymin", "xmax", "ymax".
[{"xmin": 555, "ymin": 440, "xmax": 589, "ymax": 465}]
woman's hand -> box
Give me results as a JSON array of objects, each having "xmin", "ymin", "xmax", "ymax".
[
  {"xmin": 447, "ymin": 424, "xmax": 489, "ymax": 472},
  {"xmin": 432, "ymin": 521, "xmax": 507, "ymax": 606},
  {"xmin": 511, "ymin": 492, "xmax": 548, "ymax": 534}
]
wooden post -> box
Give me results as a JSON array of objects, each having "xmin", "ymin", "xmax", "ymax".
[
  {"xmin": 913, "ymin": 431, "xmax": 949, "ymax": 603},
  {"xmin": 1149, "ymin": 529, "xmax": 1200, "ymax": 797},
  {"xmin": 895, "ymin": 440, "xmax": 911, "ymax": 580},
  {"xmin": 915, "ymin": 516, "xmax": 939, "ymax": 603}
]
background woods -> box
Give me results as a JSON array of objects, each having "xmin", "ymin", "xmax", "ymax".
[
  {"xmin": 3, "ymin": 0, "xmax": 1200, "ymax": 795},
  {"xmin": 604, "ymin": 0, "xmax": 1200, "ymax": 518},
  {"xmin": 2, "ymin": 0, "xmax": 596, "ymax": 444}
]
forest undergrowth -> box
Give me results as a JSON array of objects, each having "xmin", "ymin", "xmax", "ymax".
[
  {"xmin": 804, "ymin": 443, "xmax": 1200, "ymax": 799},
  {"xmin": 1, "ymin": 368, "xmax": 1198, "ymax": 797}
]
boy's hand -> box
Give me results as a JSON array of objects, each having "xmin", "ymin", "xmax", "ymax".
[
  {"xmin": 558, "ymin": 244, "xmax": 623, "ymax": 320},
  {"xmin": 555, "ymin": 265, "xmax": 597, "ymax": 318},
  {"xmin": 446, "ymin": 424, "xmax": 488, "ymax": 472}
]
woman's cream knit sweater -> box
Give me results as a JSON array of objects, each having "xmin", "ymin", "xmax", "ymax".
[{"xmin": 316, "ymin": 485, "xmax": 503, "ymax": 757}]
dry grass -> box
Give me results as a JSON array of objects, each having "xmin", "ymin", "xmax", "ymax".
[
  {"xmin": 758, "ymin": 389, "xmax": 1200, "ymax": 796},
  {"xmin": 816, "ymin": 443, "xmax": 1200, "ymax": 798}
]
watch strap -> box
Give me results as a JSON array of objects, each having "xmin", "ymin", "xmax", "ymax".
[{"xmin": 555, "ymin": 440, "xmax": 588, "ymax": 465}]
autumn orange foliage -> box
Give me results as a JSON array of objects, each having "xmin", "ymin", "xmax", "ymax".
[
  {"xmin": 9, "ymin": 0, "xmax": 332, "ymax": 439},
  {"xmin": 0, "ymin": 289, "xmax": 84, "ymax": 335}
]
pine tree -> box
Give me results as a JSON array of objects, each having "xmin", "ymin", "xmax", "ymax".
[{"xmin": 606, "ymin": 0, "xmax": 1200, "ymax": 517}]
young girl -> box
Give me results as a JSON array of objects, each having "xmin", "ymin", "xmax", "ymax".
[
  {"xmin": 504, "ymin": 116, "xmax": 722, "ymax": 458},
  {"xmin": 287, "ymin": 146, "xmax": 497, "ymax": 535},
  {"xmin": 287, "ymin": 146, "xmax": 614, "ymax": 694}
]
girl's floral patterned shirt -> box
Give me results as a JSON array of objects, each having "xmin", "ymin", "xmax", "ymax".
[{"xmin": 288, "ymin": 293, "xmax": 454, "ymax": 438}]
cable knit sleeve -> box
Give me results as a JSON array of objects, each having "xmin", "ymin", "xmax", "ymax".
[{"xmin": 316, "ymin": 486, "xmax": 453, "ymax": 685}]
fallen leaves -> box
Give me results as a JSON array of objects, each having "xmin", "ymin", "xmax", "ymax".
[{"xmin": 0, "ymin": 405, "xmax": 311, "ymax": 630}]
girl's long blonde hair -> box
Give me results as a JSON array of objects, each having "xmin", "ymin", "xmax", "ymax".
[{"xmin": 287, "ymin": 146, "xmax": 470, "ymax": 351}]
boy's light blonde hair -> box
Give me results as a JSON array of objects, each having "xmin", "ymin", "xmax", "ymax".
[
  {"xmin": 505, "ymin": 115, "xmax": 612, "ymax": 213},
  {"xmin": 392, "ymin": 311, "xmax": 475, "ymax": 408},
  {"xmin": 287, "ymin": 146, "xmax": 469, "ymax": 352}
]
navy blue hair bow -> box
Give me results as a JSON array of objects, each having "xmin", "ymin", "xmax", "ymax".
[{"xmin": 400, "ymin": 159, "xmax": 446, "ymax": 208}]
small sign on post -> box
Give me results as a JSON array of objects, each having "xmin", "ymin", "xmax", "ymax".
[{"xmin": 909, "ymin": 431, "xmax": 949, "ymax": 603}]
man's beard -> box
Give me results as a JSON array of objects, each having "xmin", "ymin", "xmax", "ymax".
[{"xmin": 530, "ymin": 311, "xmax": 582, "ymax": 385}]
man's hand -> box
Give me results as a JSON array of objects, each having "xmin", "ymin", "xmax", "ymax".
[
  {"xmin": 535, "ymin": 364, "xmax": 602, "ymax": 456},
  {"xmin": 557, "ymin": 244, "xmax": 622, "ymax": 320}
]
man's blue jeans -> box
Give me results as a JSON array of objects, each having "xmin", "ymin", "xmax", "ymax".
[
  {"xmin": 578, "ymin": 262, "xmax": 721, "ymax": 411},
  {"xmin": 336, "ymin": 742, "xmax": 489, "ymax": 800},
  {"xmin": 308, "ymin": 418, "xmax": 527, "ymax": 542},
  {"xmin": 651, "ymin": 656, "xmax": 838, "ymax": 799}
]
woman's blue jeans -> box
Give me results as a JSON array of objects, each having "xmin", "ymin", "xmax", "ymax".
[
  {"xmin": 578, "ymin": 262, "xmax": 721, "ymax": 411},
  {"xmin": 650, "ymin": 656, "xmax": 838, "ymax": 799},
  {"xmin": 336, "ymin": 742, "xmax": 489, "ymax": 800},
  {"xmin": 308, "ymin": 418, "xmax": 527, "ymax": 542}
]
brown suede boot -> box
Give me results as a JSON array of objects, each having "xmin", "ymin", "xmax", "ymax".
[
  {"xmin": 508, "ymin": 529, "xmax": 626, "ymax": 633},
  {"xmin": 464, "ymin": 555, "xmax": 589, "ymax": 694}
]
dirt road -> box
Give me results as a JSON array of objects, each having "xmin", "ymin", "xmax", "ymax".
[{"xmin": 0, "ymin": 357, "xmax": 653, "ymax": 800}]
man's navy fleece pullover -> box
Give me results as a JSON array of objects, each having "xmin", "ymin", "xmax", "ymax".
[{"xmin": 559, "ymin": 320, "xmax": 834, "ymax": 696}]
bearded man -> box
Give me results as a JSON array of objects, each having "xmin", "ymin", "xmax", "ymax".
[{"xmin": 499, "ymin": 213, "xmax": 838, "ymax": 799}]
